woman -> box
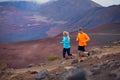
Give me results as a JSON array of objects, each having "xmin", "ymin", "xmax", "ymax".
[{"xmin": 60, "ymin": 31, "xmax": 72, "ymax": 63}]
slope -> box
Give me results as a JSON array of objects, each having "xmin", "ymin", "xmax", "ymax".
[
  {"xmin": 66, "ymin": 5, "xmax": 120, "ymax": 31},
  {"xmin": 0, "ymin": 23, "xmax": 120, "ymax": 68}
]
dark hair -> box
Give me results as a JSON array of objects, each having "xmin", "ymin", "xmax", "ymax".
[{"xmin": 79, "ymin": 27, "xmax": 83, "ymax": 31}]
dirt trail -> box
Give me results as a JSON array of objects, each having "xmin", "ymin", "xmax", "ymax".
[
  {"xmin": 0, "ymin": 42, "xmax": 120, "ymax": 80},
  {"xmin": 11, "ymin": 44, "xmax": 120, "ymax": 75},
  {"xmin": 14, "ymin": 66, "xmax": 56, "ymax": 74},
  {"xmin": 11, "ymin": 59, "xmax": 69, "ymax": 74},
  {"xmin": 92, "ymin": 45, "xmax": 120, "ymax": 58}
]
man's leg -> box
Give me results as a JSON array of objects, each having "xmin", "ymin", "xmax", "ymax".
[
  {"xmin": 82, "ymin": 46, "xmax": 91, "ymax": 57},
  {"xmin": 81, "ymin": 46, "xmax": 88, "ymax": 57},
  {"xmin": 78, "ymin": 46, "xmax": 88, "ymax": 62},
  {"xmin": 78, "ymin": 50, "xmax": 84, "ymax": 62},
  {"xmin": 78, "ymin": 50, "xmax": 81, "ymax": 57}
]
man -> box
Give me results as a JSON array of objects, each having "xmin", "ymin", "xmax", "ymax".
[{"xmin": 76, "ymin": 28, "xmax": 90, "ymax": 62}]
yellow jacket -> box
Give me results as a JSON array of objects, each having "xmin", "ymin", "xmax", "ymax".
[{"xmin": 76, "ymin": 32, "xmax": 90, "ymax": 46}]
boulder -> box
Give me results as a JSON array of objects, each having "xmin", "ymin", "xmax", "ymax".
[
  {"xmin": 67, "ymin": 68, "xmax": 89, "ymax": 80},
  {"xmin": 35, "ymin": 69, "xmax": 50, "ymax": 80}
]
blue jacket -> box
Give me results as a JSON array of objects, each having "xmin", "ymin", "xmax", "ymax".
[{"xmin": 60, "ymin": 36, "xmax": 70, "ymax": 48}]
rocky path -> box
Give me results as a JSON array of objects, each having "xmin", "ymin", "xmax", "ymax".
[
  {"xmin": 9, "ymin": 41, "xmax": 120, "ymax": 73},
  {"xmin": 0, "ymin": 41, "xmax": 120, "ymax": 80}
]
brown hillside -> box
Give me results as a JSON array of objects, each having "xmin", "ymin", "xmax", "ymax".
[
  {"xmin": 0, "ymin": 23, "xmax": 120, "ymax": 68},
  {"xmin": 0, "ymin": 40, "xmax": 120, "ymax": 80},
  {"xmin": 87, "ymin": 23, "xmax": 120, "ymax": 33}
]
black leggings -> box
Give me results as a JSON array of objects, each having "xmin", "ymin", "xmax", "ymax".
[{"xmin": 63, "ymin": 48, "xmax": 72, "ymax": 58}]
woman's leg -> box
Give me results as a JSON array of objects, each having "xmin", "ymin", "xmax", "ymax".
[
  {"xmin": 63, "ymin": 48, "xmax": 67, "ymax": 59},
  {"xmin": 67, "ymin": 48, "xmax": 72, "ymax": 56}
]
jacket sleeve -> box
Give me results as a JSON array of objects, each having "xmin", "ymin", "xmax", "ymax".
[
  {"xmin": 60, "ymin": 40, "xmax": 63, "ymax": 44},
  {"xmin": 76, "ymin": 34, "xmax": 79, "ymax": 41},
  {"xmin": 84, "ymin": 34, "xmax": 90, "ymax": 42},
  {"xmin": 60, "ymin": 37, "xmax": 64, "ymax": 44}
]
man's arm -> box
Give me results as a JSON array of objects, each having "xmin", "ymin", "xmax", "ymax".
[
  {"xmin": 76, "ymin": 33, "xmax": 79, "ymax": 41},
  {"xmin": 85, "ymin": 34, "xmax": 90, "ymax": 42}
]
